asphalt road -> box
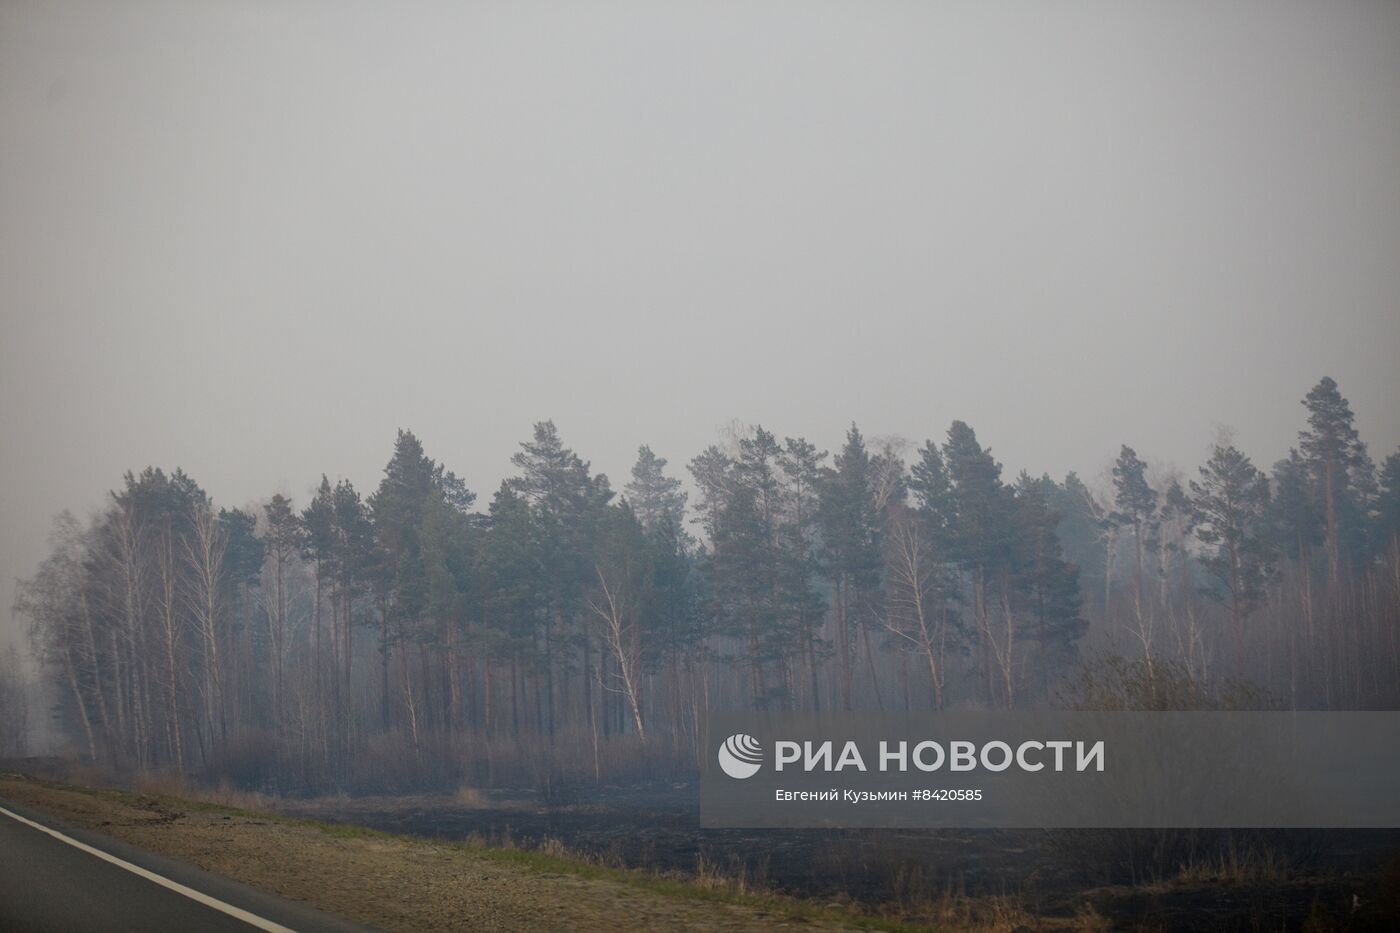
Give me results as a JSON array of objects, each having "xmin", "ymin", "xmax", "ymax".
[{"xmin": 0, "ymin": 798, "xmax": 375, "ymax": 933}]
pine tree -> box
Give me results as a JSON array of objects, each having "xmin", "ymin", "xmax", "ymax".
[
  {"xmin": 421, "ymin": 486, "xmax": 479, "ymax": 734},
  {"xmin": 261, "ymin": 494, "xmax": 302, "ymax": 732},
  {"xmin": 625, "ymin": 445, "xmax": 687, "ymax": 533},
  {"xmin": 1013, "ymin": 473, "xmax": 1086, "ymax": 690},
  {"xmin": 1298, "ymin": 377, "xmax": 1365, "ymax": 583},
  {"xmin": 370, "ymin": 430, "xmax": 440, "ymax": 639},
  {"xmin": 479, "ymin": 482, "xmax": 544, "ymax": 738},
  {"xmin": 817, "ymin": 424, "xmax": 881, "ymax": 710},
  {"xmin": 331, "ymin": 479, "xmax": 375, "ymax": 706},
  {"xmin": 1047, "ymin": 472, "xmax": 1107, "ymax": 614},
  {"xmin": 1270, "ymin": 449, "xmax": 1322, "ymax": 563},
  {"xmin": 1110, "ymin": 445, "xmax": 1158, "ymax": 652},
  {"xmin": 1376, "ymin": 450, "xmax": 1400, "ymax": 558},
  {"xmin": 1188, "ymin": 443, "xmax": 1274, "ymax": 673},
  {"xmin": 370, "ymin": 430, "xmax": 474, "ymax": 738},
  {"xmin": 908, "ymin": 439, "xmax": 954, "ymax": 547},
  {"xmin": 623, "ymin": 442, "xmax": 699, "ymax": 727},
  {"xmin": 710, "ymin": 429, "xmax": 785, "ymax": 707},
  {"xmin": 300, "ymin": 476, "xmax": 337, "ymax": 751},
  {"xmin": 218, "ymin": 506, "xmax": 264, "ymax": 739},
  {"xmin": 777, "ymin": 436, "xmax": 828, "ymax": 710},
  {"xmin": 507, "ymin": 421, "xmax": 612, "ymax": 738},
  {"xmin": 942, "ymin": 421, "xmax": 1017, "ymax": 706}
]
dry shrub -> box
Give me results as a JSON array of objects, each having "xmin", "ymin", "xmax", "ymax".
[
  {"xmin": 538, "ymin": 836, "xmax": 573, "ymax": 859},
  {"xmin": 1173, "ymin": 836, "xmax": 1289, "ymax": 884},
  {"xmin": 203, "ymin": 776, "xmax": 274, "ymax": 811},
  {"xmin": 693, "ymin": 850, "xmax": 769, "ymax": 897},
  {"xmin": 904, "ymin": 885, "xmax": 1038, "ymax": 933},
  {"xmin": 1060, "ymin": 652, "xmax": 1276, "ymax": 713}
]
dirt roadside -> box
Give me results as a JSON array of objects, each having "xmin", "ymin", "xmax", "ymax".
[{"xmin": 0, "ymin": 775, "xmax": 886, "ymax": 932}]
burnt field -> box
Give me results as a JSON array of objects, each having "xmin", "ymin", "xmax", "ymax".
[{"xmin": 274, "ymin": 780, "xmax": 1400, "ymax": 930}]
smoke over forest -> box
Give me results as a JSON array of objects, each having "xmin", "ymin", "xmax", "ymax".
[
  {"xmin": 4, "ymin": 4, "xmax": 1400, "ymax": 929},
  {"xmin": 6, "ymin": 376, "xmax": 1396, "ymax": 795}
]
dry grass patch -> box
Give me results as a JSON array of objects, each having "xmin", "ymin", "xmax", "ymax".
[{"xmin": 0, "ymin": 774, "xmax": 920, "ymax": 932}]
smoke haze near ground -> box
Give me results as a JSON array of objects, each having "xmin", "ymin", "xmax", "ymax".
[{"xmin": 3, "ymin": 0, "xmax": 1399, "ymax": 654}]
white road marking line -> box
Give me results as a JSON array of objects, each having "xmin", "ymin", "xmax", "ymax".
[{"xmin": 0, "ymin": 803, "xmax": 297, "ymax": 932}]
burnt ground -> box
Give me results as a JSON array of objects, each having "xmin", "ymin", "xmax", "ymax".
[
  {"xmin": 281, "ymin": 782, "xmax": 1072, "ymax": 897},
  {"xmin": 6, "ymin": 756, "xmax": 1398, "ymax": 930},
  {"xmin": 274, "ymin": 781, "xmax": 1400, "ymax": 930}
]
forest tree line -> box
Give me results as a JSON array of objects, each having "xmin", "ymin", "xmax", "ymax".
[{"xmin": 12, "ymin": 377, "xmax": 1400, "ymax": 791}]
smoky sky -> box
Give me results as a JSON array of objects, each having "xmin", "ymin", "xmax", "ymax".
[{"xmin": 3, "ymin": 1, "xmax": 1399, "ymax": 651}]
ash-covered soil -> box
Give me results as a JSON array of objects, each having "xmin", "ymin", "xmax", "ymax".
[{"xmin": 275, "ymin": 781, "xmax": 1400, "ymax": 930}]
